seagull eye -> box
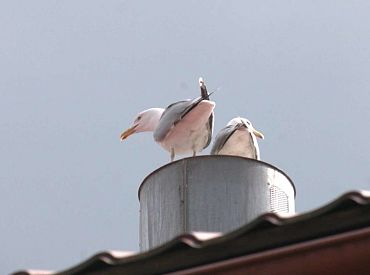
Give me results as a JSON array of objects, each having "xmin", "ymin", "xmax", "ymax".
[{"xmin": 134, "ymin": 116, "xmax": 142, "ymax": 124}]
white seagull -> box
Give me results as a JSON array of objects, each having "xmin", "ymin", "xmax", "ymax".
[
  {"xmin": 210, "ymin": 117, "xmax": 264, "ymax": 160},
  {"xmin": 120, "ymin": 79, "xmax": 215, "ymax": 161}
]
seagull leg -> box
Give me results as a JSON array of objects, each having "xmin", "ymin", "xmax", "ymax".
[
  {"xmin": 193, "ymin": 150, "xmax": 196, "ymax": 157},
  {"xmin": 170, "ymin": 148, "xmax": 175, "ymax": 162}
]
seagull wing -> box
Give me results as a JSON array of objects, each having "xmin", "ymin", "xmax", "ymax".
[
  {"xmin": 250, "ymin": 131, "xmax": 260, "ymax": 159},
  {"xmin": 210, "ymin": 123, "xmax": 241, "ymax": 154},
  {"xmin": 153, "ymin": 96, "xmax": 205, "ymax": 142},
  {"xmin": 203, "ymin": 114, "xmax": 214, "ymax": 149},
  {"xmin": 199, "ymin": 80, "xmax": 214, "ymax": 149}
]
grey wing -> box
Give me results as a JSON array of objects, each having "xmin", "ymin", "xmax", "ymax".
[
  {"xmin": 210, "ymin": 124, "xmax": 238, "ymax": 154},
  {"xmin": 200, "ymin": 80, "xmax": 214, "ymax": 149},
  {"xmin": 153, "ymin": 97, "xmax": 203, "ymax": 142},
  {"xmin": 203, "ymin": 112, "xmax": 214, "ymax": 149},
  {"xmin": 250, "ymin": 132, "xmax": 260, "ymax": 159}
]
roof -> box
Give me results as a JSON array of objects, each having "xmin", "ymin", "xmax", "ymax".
[
  {"xmin": 13, "ymin": 190, "xmax": 370, "ymax": 275},
  {"xmin": 176, "ymin": 226, "xmax": 370, "ymax": 274}
]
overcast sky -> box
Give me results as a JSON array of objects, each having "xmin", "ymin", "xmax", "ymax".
[{"xmin": 2, "ymin": 1, "xmax": 370, "ymax": 274}]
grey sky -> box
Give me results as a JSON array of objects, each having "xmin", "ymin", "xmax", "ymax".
[{"xmin": 1, "ymin": 1, "xmax": 370, "ymax": 274}]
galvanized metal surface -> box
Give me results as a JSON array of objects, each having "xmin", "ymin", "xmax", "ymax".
[{"xmin": 139, "ymin": 156, "xmax": 295, "ymax": 251}]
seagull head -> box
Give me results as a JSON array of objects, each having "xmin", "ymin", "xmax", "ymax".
[
  {"xmin": 228, "ymin": 117, "xmax": 264, "ymax": 139},
  {"xmin": 120, "ymin": 108, "xmax": 164, "ymax": 141}
]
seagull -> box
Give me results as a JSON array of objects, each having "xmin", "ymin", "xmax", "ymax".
[
  {"xmin": 210, "ymin": 117, "xmax": 264, "ymax": 160},
  {"xmin": 120, "ymin": 79, "xmax": 215, "ymax": 161}
]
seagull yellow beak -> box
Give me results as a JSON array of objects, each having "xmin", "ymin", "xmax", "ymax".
[
  {"xmin": 253, "ymin": 129, "xmax": 264, "ymax": 139},
  {"xmin": 120, "ymin": 125, "xmax": 138, "ymax": 141}
]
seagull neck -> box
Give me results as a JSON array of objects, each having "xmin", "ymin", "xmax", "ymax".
[{"xmin": 146, "ymin": 108, "xmax": 164, "ymax": 132}]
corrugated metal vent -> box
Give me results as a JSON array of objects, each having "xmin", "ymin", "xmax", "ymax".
[{"xmin": 270, "ymin": 185, "xmax": 289, "ymax": 213}]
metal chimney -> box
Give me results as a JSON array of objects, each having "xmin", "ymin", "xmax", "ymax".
[{"xmin": 138, "ymin": 155, "xmax": 295, "ymax": 251}]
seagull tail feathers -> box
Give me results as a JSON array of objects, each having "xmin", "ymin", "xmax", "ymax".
[{"xmin": 199, "ymin": 77, "xmax": 211, "ymax": 100}]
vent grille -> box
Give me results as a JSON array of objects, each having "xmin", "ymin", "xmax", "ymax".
[{"xmin": 270, "ymin": 185, "xmax": 289, "ymax": 213}]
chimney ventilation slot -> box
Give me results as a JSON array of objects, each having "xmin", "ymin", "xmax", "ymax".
[{"xmin": 270, "ymin": 185, "xmax": 289, "ymax": 213}]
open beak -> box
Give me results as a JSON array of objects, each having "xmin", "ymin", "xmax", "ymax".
[
  {"xmin": 120, "ymin": 124, "xmax": 138, "ymax": 141},
  {"xmin": 253, "ymin": 129, "xmax": 264, "ymax": 139}
]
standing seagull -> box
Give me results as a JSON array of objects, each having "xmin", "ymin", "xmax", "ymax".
[
  {"xmin": 210, "ymin": 117, "xmax": 264, "ymax": 160},
  {"xmin": 120, "ymin": 82, "xmax": 215, "ymax": 161}
]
